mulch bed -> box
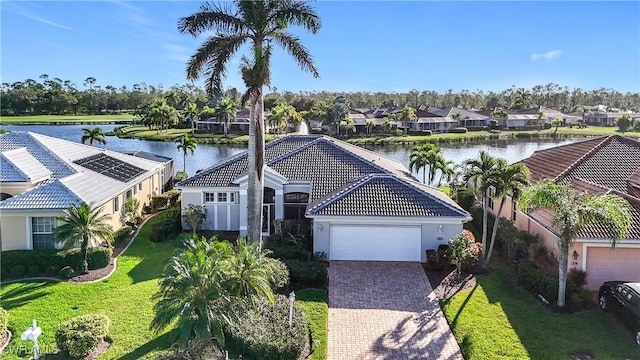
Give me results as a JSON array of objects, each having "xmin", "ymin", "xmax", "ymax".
[
  {"xmin": 42, "ymin": 340, "xmax": 111, "ymax": 360},
  {"xmin": 66, "ymin": 234, "xmax": 133, "ymax": 283},
  {"xmin": 423, "ymin": 264, "xmax": 477, "ymax": 301},
  {"xmin": 0, "ymin": 330, "xmax": 11, "ymax": 354}
]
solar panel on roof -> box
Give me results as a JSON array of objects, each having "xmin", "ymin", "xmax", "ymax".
[{"xmin": 74, "ymin": 153, "xmax": 145, "ymax": 183}]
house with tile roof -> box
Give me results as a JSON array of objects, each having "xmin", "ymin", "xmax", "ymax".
[
  {"xmin": 177, "ymin": 135, "xmax": 471, "ymax": 262},
  {"xmin": 0, "ymin": 131, "xmax": 173, "ymax": 251},
  {"xmin": 489, "ymin": 135, "xmax": 640, "ymax": 289}
]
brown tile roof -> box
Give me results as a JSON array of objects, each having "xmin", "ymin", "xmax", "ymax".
[{"xmin": 522, "ymin": 135, "xmax": 640, "ymax": 240}]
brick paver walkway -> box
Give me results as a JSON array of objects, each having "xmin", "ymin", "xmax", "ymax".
[{"xmin": 327, "ymin": 261, "xmax": 463, "ymax": 360}]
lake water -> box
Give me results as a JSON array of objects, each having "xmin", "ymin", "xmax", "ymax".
[{"xmin": 1, "ymin": 124, "xmax": 574, "ymax": 178}]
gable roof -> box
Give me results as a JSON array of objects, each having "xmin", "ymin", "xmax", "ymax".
[
  {"xmin": 0, "ymin": 131, "xmax": 168, "ymax": 210},
  {"xmin": 178, "ymin": 135, "xmax": 467, "ymax": 217},
  {"xmin": 307, "ymin": 174, "xmax": 470, "ymax": 218}
]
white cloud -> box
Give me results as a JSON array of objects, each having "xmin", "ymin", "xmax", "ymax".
[
  {"xmin": 531, "ymin": 49, "xmax": 563, "ymax": 62},
  {"xmin": 4, "ymin": 2, "xmax": 72, "ymax": 30}
]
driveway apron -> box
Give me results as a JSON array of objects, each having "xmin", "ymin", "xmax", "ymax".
[{"xmin": 327, "ymin": 261, "xmax": 463, "ymax": 360}]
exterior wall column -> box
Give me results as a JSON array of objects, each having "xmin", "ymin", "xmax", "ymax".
[
  {"xmin": 275, "ymin": 189, "xmax": 284, "ymax": 220},
  {"xmin": 239, "ymin": 189, "xmax": 248, "ymax": 236}
]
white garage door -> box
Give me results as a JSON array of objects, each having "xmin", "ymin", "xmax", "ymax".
[
  {"xmin": 585, "ymin": 247, "xmax": 640, "ymax": 290},
  {"xmin": 330, "ymin": 225, "xmax": 421, "ymax": 261}
]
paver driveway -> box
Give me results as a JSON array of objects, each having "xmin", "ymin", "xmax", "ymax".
[{"xmin": 328, "ymin": 261, "xmax": 463, "ymax": 360}]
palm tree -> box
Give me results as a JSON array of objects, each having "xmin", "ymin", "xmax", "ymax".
[
  {"xmin": 510, "ymin": 88, "xmax": 531, "ymax": 110},
  {"xmin": 176, "ymin": 134, "xmax": 197, "ymax": 174},
  {"xmin": 179, "ymin": 1, "xmax": 320, "ymax": 246},
  {"xmin": 535, "ymin": 110, "xmax": 546, "ymax": 130},
  {"xmin": 54, "ymin": 203, "xmax": 114, "ymax": 274},
  {"xmin": 365, "ymin": 119, "xmax": 375, "ymax": 136},
  {"xmin": 397, "ymin": 106, "xmax": 417, "ymax": 135},
  {"xmin": 148, "ymin": 98, "xmax": 178, "ymax": 133},
  {"xmin": 184, "ymin": 102, "xmax": 199, "ymax": 134},
  {"xmin": 409, "ymin": 143, "xmax": 444, "ymax": 185},
  {"xmin": 81, "ymin": 127, "xmax": 106, "ymax": 146},
  {"xmin": 214, "ymin": 98, "xmax": 236, "ymax": 137},
  {"xmin": 437, "ymin": 159, "xmax": 456, "ymax": 186},
  {"xmin": 151, "ymin": 236, "xmax": 231, "ymax": 346},
  {"xmin": 491, "ymin": 108, "xmax": 509, "ymax": 129},
  {"xmin": 150, "ymin": 235, "xmax": 275, "ymax": 346},
  {"xmin": 483, "ymin": 161, "xmax": 530, "ymax": 266},
  {"xmin": 519, "ymin": 180, "xmax": 631, "ymax": 307},
  {"xmin": 268, "ymin": 102, "xmax": 300, "ymax": 136},
  {"xmin": 463, "ymin": 150, "xmax": 502, "ymax": 264},
  {"xmin": 551, "ymin": 116, "xmax": 563, "ymax": 133}
]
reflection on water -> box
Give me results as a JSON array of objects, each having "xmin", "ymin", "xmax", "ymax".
[{"xmin": 1, "ymin": 124, "xmax": 574, "ymax": 180}]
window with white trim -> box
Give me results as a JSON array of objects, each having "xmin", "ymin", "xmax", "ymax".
[
  {"xmin": 204, "ymin": 192, "xmax": 216, "ymax": 202},
  {"xmin": 113, "ymin": 196, "xmax": 119, "ymax": 212},
  {"xmin": 217, "ymin": 192, "xmax": 227, "ymax": 202},
  {"xmin": 32, "ymin": 217, "xmax": 56, "ymax": 250},
  {"xmin": 138, "ymin": 183, "xmax": 143, "ymax": 191},
  {"xmin": 511, "ymin": 200, "xmax": 517, "ymax": 221}
]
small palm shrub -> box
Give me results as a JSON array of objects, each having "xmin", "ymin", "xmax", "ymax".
[
  {"xmin": 55, "ymin": 314, "xmax": 110, "ymax": 359},
  {"xmin": 225, "ymin": 295, "xmax": 308, "ymax": 360},
  {"xmin": 114, "ymin": 225, "xmax": 132, "ymax": 245}
]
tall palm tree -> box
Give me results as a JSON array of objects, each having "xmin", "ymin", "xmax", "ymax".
[
  {"xmin": 81, "ymin": 127, "xmax": 106, "ymax": 146},
  {"xmin": 179, "ymin": 0, "xmax": 320, "ymax": 246},
  {"xmin": 214, "ymin": 98, "xmax": 236, "ymax": 137},
  {"xmin": 409, "ymin": 143, "xmax": 444, "ymax": 185},
  {"xmin": 184, "ymin": 102, "xmax": 199, "ymax": 134},
  {"xmin": 54, "ymin": 203, "xmax": 114, "ymax": 274},
  {"xmin": 148, "ymin": 98, "xmax": 178, "ymax": 133},
  {"xmin": 436, "ymin": 159, "xmax": 456, "ymax": 186},
  {"xmin": 519, "ymin": 180, "xmax": 631, "ymax": 307},
  {"xmin": 483, "ymin": 161, "xmax": 530, "ymax": 266},
  {"xmin": 176, "ymin": 134, "xmax": 197, "ymax": 174},
  {"xmin": 491, "ymin": 108, "xmax": 509, "ymax": 129},
  {"xmin": 510, "ymin": 88, "xmax": 531, "ymax": 110},
  {"xmin": 365, "ymin": 119, "xmax": 375, "ymax": 136},
  {"xmin": 463, "ymin": 150, "xmax": 502, "ymax": 263},
  {"xmin": 535, "ymin": 110, "xmax": 546, "ymax": 130},
  {"xmin": 397, "ymin": 106, "xmax": 417, "ymax": 135}
]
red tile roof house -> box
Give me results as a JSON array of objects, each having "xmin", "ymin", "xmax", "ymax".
[{"xmin": 488, "ymin": 135, "xmax": 640, "ymax": 290}]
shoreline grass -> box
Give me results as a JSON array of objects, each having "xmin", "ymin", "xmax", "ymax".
[
  {"xmin": 442, "ymin": 263, "xmax": 639, "ymax": 359},
  {"xmin": 0, "ymin": 115, "xmax": 134, "ymax": 124}
]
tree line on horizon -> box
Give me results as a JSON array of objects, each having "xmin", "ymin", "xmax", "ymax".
[{"xmin": 2, "ymin": 76, "xmax": 639, "ymax": 117}]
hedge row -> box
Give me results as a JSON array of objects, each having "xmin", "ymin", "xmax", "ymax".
[{"xmin": 1, "ymin": 246, "xmax": 112, "ymax": 280}]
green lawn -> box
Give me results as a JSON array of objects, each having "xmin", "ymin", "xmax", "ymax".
[
  {"xmin": 0, "ymin": 114, "xmax": 134, "ymax": 124},
  {"xmin": 0, "ymin": 215, "xmax": 175, "ymax": 359},
  {"xmin": 0, "ymin": 217, "xmax": 328, "ymax": 359},
  {"xmin": 441, "ymin": 264, "xmax": 639, "ymax": 359},
  {"xmin": 112, "ymin": 126, "xmax": 275, "ymax": 144},
  {"xmin": 296, "ymin": 289, "xmax": 328, "ymax": 360}
]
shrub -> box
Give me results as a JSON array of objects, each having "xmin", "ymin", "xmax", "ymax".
[
  {"xmin": 569, "ymin": 288, "xmax": 594, "ymax": 309},
  {"xmin": 182, "ymin": 204, "xmax": 207, "ymax": 234},
  {"xmin": 454, "ymin": 188, "xmax": 475, "ymax": 211},
  {"xmin": 11, "ymin": 264, "xmax": 26, "ymax": 278},
  {"xmin": 46, "ymin": 265, "xmax": 61, "ymax": 275},
  {"xmin": 123, "ymin": 197, "xmax": 141, "ymax": 226},
  {"xmin": 150, "ymin": 207, "xmax": 182, "ymax": 242},
  {"xmin": 517, "ymin": 260, "xmax": 558, "ymax": 303},
  {"xmin": 633, "ymin": 120, "xmax": 640, "ymax": 132},
  {"xmin": 0, "ymin": 308, "xmax": 8, "ymax": 335},
  {"xmin": 114, "ymin": 225, "xmax": 132, "ymax": 245},
  {"xmin": 87, "ymin": 247, "xmax": 112, "ymax": 270},
  {"xmin": 60, "ymin": 266, "xmax": 75, "ymax": 279},
  {"xmin": 449, "ymin": 127, "xmax": 468, "ymax": 134},
  {"xmin": 567, "ymin": 268, "xmax": 588, "ymax": 289},
  {"xmin": 265, "ymin": 258, "xmax": 290, "ymax": 293},
  {"xmin": 151, "ymin": 194, "xmax": 170, "ymax": 210},
  {"xmin": 284, "ymin": 260, "xmax": 327, "ymax": 288},
  {"xmin": 448, "ymin": 231, "xmax": 480, "ymax": 277},
  {"xmin": 265, "ymin": 233, "xmax": 311, "ymax": 261},
  {"xmin": 55, "ymin": 314, "xmax": 110, "ymax": 359},
  {"xmin": 225, "ymin": 296, "xmax": 307, "ymax": 360},
  {"xmin": 27, "ymin": 264, "xmax": 41, "ymax": 277},
  {"xmin": 426, "ymin": 244, "xmax": 450, "ymax": 270}
]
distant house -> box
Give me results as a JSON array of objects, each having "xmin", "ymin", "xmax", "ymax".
[
  {"xmin": 177, "ymin": 135, "xmax": 471, "ymax": 262},
  {"xmin": 584, "ymin": 111, "xmax": 640, "ymax": 126},
  {"xmin": 517, "ymin": 107, "xmax": 580, "ymax": 126},
  {"xmin": 430, "ymin": 107, "xmax": 489, "ymax": 129},
  {"xmin": 0, "ymin": 132, "xmax": 173, "ymax": 251},
  {"xmin": 488, "ymin": 135, "xmax": 640, "ymax": 290},
  {"xmin": 195, "ymin": 109, "xmax": 251, "ymax": 133},
  {"xmin": 407, "ymin": 109, "xmax": 458, "ymax": 133}
]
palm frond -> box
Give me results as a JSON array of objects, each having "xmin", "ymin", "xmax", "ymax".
[
  {"xmin": 186, "ymin": 34, "xmax": 248, "ymax": 94},
  {"xmin": 268, "ymin": 0, "xmax": 321, "ymax": 33},
  {"xmin": 271, "ymin": 32, "xmax": 319, "ymax": 78},
  {"xmin": 178, "ymin": 2, "xmax": 247, "ymax": 36}
]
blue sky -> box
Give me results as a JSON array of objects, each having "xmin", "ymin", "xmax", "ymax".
[{"xmin": 2, "ymin": 1, "xmax": 639, "ymax": 93}]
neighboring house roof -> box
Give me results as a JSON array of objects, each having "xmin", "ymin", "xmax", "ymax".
[
  {"xmin": 307, "ymin": 174, "xmax": 469, "ymax": 218},
  {"xmin": 121, "ymin": 151, "xmax": 173, "ymax": 163},
  {"xmin": 178, "ymin": 135, "xmax": 467, "ymax": 218},
  {"xmin": 520, "ymin": 135, "xmax": 640, "ymax": 240},
  {"xmin": 0, "ymin": 131, "xmax": 169, "ymax": 210}
]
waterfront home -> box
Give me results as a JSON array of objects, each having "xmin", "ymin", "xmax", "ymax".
[
  {"xmin": 488, "ymin": 135, "xmax": 640, "ymax": 290},
  {"xmin": 177, "ymin": 135, "xmax": 471, "ymax": 262},
  {"xmin": 0, "ymin": 131, "xmax": 173, "ymax": 251}
]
